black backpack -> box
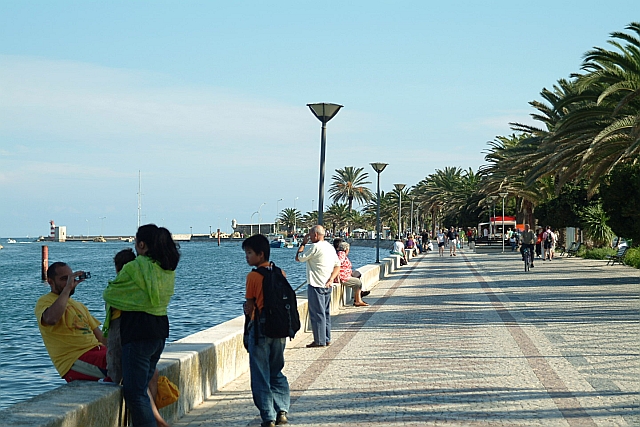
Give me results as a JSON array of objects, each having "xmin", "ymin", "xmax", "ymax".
[
  {"xmin": 254, "ymin": 263, "xmax": 301, "ymax": 339},
  {"xmin": 545, "ymin": 232, "xmax": 553, "ymax": 243}
]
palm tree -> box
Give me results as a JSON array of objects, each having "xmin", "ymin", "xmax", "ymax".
[
  {"xmin": 277, "ymin": 208, "xmax": 301, "ymax": 234},
  {"xmin": 301, "ymin": 211, "xmax": 318, "ymax": 231},
  {"xmin": 329, "ymin": 166, "xmax": 374, "ymax": 210},
  {"xmin": 325, "ymin": 203, "xmax": 351, "ymax": 236}
]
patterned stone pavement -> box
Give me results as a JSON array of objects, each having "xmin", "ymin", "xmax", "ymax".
[{"xmin": 173, "ymin": 249, "xmax": 639, "ymax": 427}]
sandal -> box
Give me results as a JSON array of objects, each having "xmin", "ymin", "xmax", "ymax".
[{"xmin": 354, "ymin": 301, "xmax": 369, "ymax": 307}]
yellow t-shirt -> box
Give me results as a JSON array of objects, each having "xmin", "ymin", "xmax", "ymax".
[{"xmin": 35, "ymin": 293, "xmax": 101, "ymax": 377}]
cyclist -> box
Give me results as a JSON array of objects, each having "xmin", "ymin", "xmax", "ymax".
[{"xmin": 519, "ymin": 223, "xmax": 536, "ymax": 268}]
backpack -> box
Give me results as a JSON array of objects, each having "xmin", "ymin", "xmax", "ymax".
[
  {"xmin": 253, "ymin": 263, "xmax": 301, "ymax": 340},
  {"xmin": 545, "ymin": 232, "xmax": 553, "ymax": 244}
]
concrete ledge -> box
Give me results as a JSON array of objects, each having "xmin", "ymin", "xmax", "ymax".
[{"xmin": 2, "ymin": 256, "xmax": 403, "ymax": 427}]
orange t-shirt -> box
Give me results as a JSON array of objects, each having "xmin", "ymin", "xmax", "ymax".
[{"xmin": 245, "ymin": 262, "xmax": 286, "ymax": 319}]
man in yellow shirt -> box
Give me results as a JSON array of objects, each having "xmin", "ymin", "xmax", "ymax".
[{"xmin": 35, "ymin": 262, "xmax": 108, "ymax": 382}]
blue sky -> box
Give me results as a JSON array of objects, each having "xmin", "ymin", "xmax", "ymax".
[{"xmin": 0, "ymin": 1, "xmax": 636, "ymax": 237}]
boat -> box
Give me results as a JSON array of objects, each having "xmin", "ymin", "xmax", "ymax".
[
  {"xmin": 269, "ymin": 234, "xmax": 287, "ymax": 248},
  {"xmin": 93, "ymin": 236, "xmax": 107, "ymax": 242},
  {"xmin": 0, "ymin": 244, "xmax": 3, "ymax": 250},
  {"xmin": 7, "ymin": 239, "xmax": 17, "ymax": 244}
]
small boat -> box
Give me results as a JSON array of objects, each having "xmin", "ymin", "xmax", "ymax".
[
  {"xmin": 7, "ymin": 239, "xmax": 17, "ymax": 244},
  {"xmin": 93, "ymin": 236, "xmax": 107, "ymax": 242},
  {"xmin": 0, "ymin": 244, "xmax": 3, "ymax": 249},
  {"xmin": 269, "ymin": 234, "xmax": 287, "ymax": 248}
]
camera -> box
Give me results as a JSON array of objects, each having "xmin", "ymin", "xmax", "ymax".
[{"xmin": 79, "ymin": 272, "xmax": 91, "ymax": 280}]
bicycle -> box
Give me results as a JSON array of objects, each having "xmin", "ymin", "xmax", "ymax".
[{"xmin": 523, "ymin": 247, "xmax": 531, "ymax": 272}]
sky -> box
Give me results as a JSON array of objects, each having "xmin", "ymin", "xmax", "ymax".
[{"xmin": 0, "ymin": 1, "xmax": 636, "ymax": 237}]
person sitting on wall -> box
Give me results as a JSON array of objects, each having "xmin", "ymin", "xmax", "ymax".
[
  {"xmin": 334, "ymin": 241, "xmax": 369, "ymax": 306},
  {"xmin": 35, "ymin": 262, "xmax": 109, "ymax": 382}
]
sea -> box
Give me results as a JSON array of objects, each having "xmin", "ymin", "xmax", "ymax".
[{"xmin": 0, "ymin": 237, "xmax": 377, "ymax": 410}]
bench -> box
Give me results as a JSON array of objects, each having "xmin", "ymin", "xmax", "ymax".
[
  {"xmin": 567, "ymin": 242, "xmax": 581, "ymax": 257},
  {"xmin": 606, "ymin": 246, "xmax": 629, "ymax": 266}
]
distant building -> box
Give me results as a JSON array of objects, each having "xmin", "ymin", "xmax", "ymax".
[
  {"xmin": 54, "ymin": 226, "xmax": 67, "ymax": 242},
  {"xmin": 232, "ymin": 222, "xmax": 276, "ymax": 236}
]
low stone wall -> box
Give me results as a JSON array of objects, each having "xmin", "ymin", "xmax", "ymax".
[{"xmin": 2, "ymin": 255, "xmax": 404, "ymax": 427}]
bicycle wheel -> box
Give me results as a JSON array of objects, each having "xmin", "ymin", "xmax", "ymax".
[{"xmin": 524, "ymin": 251, "xmax": 530, "ymax": 272}]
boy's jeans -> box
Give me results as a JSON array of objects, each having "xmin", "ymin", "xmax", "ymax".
[
  {"xmin": 121, "ymin": 338, "xmax": 165, "ymax": 427},
  {"xmin": 248, "ymin": 321, "xmax": 290, "ymax": 423}
]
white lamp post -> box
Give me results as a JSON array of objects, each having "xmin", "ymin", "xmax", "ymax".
[
  {"xmin": 488, "ymin": 195, "xmax": 498, "ymax": 238},
  {"xmin": 307, "ymin": 102, "xmax": 343, "ymax": 225},
  {"xmin": 293, "ymin": 197, "xmax": 299, "ymax": 235},
  {"xmin": 394, "ymin": 184, "xmax": 406, "ymax": 239},
  {"xmin": 276, "ymin": 198, "xmax": 283, "ymax": 233},
  {"xmin": 250, "ymin": 211, "xmax": 258, "ymax": 235},
  {"xmin": 370, "ymin": 162, "xmax": 388, "ymax": 263},
  {"xmin": 99, "ymin": 216, "xmax": 107, "ymax": 237},
  {"xmin": 258, "ymin": 202, "xmax": 266, "ymax": 235},
  {"xmin": 499, "ymin": 191, "xmax": 508, "ymax": 252}
]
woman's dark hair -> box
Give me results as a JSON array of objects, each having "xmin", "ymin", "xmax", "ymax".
[
  {"xmin": 136, "ymin": 224, "xmax": 181, "ymax": 271},
  {"xmin": 242, "ymin": 234, "xmax": 270, "ymax": 260},
  {"xmin": 332, "ymin": 238, "xmax": 343, "ymax": 251}
]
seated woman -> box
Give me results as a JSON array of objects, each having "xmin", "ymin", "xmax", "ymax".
[
  {"xmin": 405, "ymin": 235, "xmax": 418, "ymax": 256},
  {"xmin": 334, "ymin": 241, "xmax": 369, "ymax": 307}
]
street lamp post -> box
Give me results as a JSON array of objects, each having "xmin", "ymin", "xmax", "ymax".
[
  {"xmin": 370, "ymin": 162, "xmax": 388, "ymax": 263},
  {"xmin": 258, "ymin": 202, "xmax": 266, "ymax": 235},
  {"xmin": 293, "ymin": 197, "xmax": 299, "ymax": 235},
  {"xmin": 409, "ymin": 196, "xmax": 414, "ymax": 235},
  {"xmin": 394, "ymin": 184, "xmax": 406, "ymax": 239},
  {"xmin": 499, "ymin": 191, "xmax": 508, "ymax": 252},
  {"xmin": 488, "ymin": 195, "xmax": 498, "ymax": 238},
  {"xmin": 99, "ymin": 217, "xmax": 106, "ymax": 237},
  {"xmin": 276, "ymin": 198, "xmax": 283, "ymax": 233},
  {"xmin": 250, "ymin": 211, "xmax": 259, "ymax": 235},
  {"xmin": 307, "ymin": 102, "xmax": 343, "ymax": 225}
]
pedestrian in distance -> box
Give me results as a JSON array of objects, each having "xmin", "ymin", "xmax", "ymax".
[
  {"xmin": 243, "ymin": 234, "xmax": 291, "ymax": 427},
  {"xmin": 542, "ymin": 226, "xmax": 556, "ymax": 261},
  {"xmin": 103, "ymin": 224, "xmax": 180, "ymax": 427},
  {"xmin": 436, "ymin": 229, "xmax": 445, "ymax": 257},
  {"xmin": 447, "ymin": 226, "xmax": 457, "ymax": 256},
  {"xmin": 295, "ymin": 225, "xmax": 340, "ymax": 348}
]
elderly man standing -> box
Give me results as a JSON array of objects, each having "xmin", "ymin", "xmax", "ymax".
[{"xmin": 296, "ymin": 225, "xmax": 340, "ymax": 348}]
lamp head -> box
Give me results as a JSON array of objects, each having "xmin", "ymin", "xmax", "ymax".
[
  {"xmin": 370, "ymin": 162, "xmax": 388, "ymax": 173},
  {"xmin": 394, "ymin": 183, "xmax": 406, "ymax": 191},
  {"xmin": 499, "ymin": 192, "xmax": 508, "ymax": 198},
  {"xmin": 307, "ymin": 103, "xmax": 343, "ymax": 124}
]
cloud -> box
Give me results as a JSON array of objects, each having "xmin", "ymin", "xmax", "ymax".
[{"xmin": 0, "ymin": 55, "xmax": 313, "ymax": 151}]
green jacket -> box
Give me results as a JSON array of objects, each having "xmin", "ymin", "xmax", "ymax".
[{"xmin": 102, "ymin": 255, "xmax": 175, "ymax": 335}]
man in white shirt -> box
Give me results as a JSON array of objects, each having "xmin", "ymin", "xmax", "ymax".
[{"xmin": 296, "ymin": 225, "xmax": 340, "ymax": 348}]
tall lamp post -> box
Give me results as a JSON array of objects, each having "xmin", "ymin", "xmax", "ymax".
[
  {"xmin": 370, "ymin": 162, "xmax": 388, "ymax": 263},
  {"xmin": 99, "ymin": 216, "xmax": 107, "ymax": 237},
  {"xmin": 293, "ymin": 197, "xmax": 299, "ymax": 235},
  {"xmin": 488, "ymin": 195, "xmax": 498, "ymax": 237},
  {"xmin": 250, "ymin": 211, "xmax": 259, "ymax": 235},
  {"xmin": 394, "ymin": 184, "xmax": 406, "ymax": 239},
  {"xmin": 499, "ymin": 191, "xmax": 508, "ymax": 252},
  {"xmin": 257, "ymin": 202, "xmax": 266, "ymax": 235},
  {"xmin": 307, "ymin": 102, "xmax": 343, "ymax": 225},
  {"xmin": 276, "ymin": 198, "xmax": 283, "ymax": 233},
  {"xmin": 409, "ymin": 195, "xmax": 415, "ymax": 235}
]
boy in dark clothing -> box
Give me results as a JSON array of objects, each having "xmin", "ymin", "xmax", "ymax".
[{"xmin": 242, "ymin": 235, "xmax": 290, "ymax": 427}]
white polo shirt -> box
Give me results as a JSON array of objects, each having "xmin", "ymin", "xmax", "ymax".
[{"xmin": 297, "ymin": 240, "xmax": 340, "ymax": 288}]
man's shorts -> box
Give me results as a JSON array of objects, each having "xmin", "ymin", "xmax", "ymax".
[
  {"xmin": 438, "ymin": 242, "xmax": 445, "ymax": 247},
  {"xmin": 63, "ymin": 345, "xmax": 108, "ymax": 382}
]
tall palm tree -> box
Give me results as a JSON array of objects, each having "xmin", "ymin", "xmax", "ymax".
[
  {"xmin": 277, "ymin": 208, "xmax": 301, "ymax": 234},
  {"xmin": 325, "ymin": 203, "xmax": 351, "ymax": 235},
  {"xmin": 329, "ymin": 166, "xmax": 374, "ymax": 210}
]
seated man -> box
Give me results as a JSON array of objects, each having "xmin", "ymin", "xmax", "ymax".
[
  {"xmin": 35, "ymin": 262, "xmax": 108, "ymax": 382},
  {"xmin": 335, "ymin": 242, "xmax": 369, "ymax": 307}
]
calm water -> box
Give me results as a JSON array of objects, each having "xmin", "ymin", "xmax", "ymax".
[{"xmin": 0, "ymin": 238, "xmax": 377, "ymax": 410}]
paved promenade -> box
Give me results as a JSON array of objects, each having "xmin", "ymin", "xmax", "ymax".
[{"xmin": 174, "ymin": 249, "xmax": 639, "ymax": 427}]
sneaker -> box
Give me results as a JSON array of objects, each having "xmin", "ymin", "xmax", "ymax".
[
  {"xmin": 276, "ymin": 411, "xmax": 288, "ymax": 425},
  {"xmin": 261, "ymin": 422, "xmax": 275, "ymax": 427}
]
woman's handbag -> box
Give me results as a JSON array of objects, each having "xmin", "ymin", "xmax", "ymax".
[{"xmin": 155, "ymin": 376, "xmax": 180, "ymax": 409}]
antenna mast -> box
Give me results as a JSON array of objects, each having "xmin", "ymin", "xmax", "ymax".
[{"xmin": 137, "ymin": 170, "xmax": 142, "ymax": 229}]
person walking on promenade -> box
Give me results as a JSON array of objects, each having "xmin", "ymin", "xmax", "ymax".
[
  {"xmin": 436, "ymin": 229, "xmax": 445, "ymax": 257},
  {"xmin": 520, "ymin": 224, "xmax": 536, "ymax": 268},
  {"xmin": 103, "ymin": 224, "xmax": 180, "ymax": 427},
  {"xmin": 447, "ymin": 226, "xmax": 457, "ymax": 256},
  {"xmin": 36, "ymin": 262, "xmax": 109, "ymax": 383},
  {"xmin": 542, "ymin": 226, "xmax": 556, "ymax": 261},
  {"xmin": 295, "ymin": 225, "xmax": 340, "ymax": 348},
  {"xmin": 243, "ymin": 234, "xmax": 290, "ymax": 427}
]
